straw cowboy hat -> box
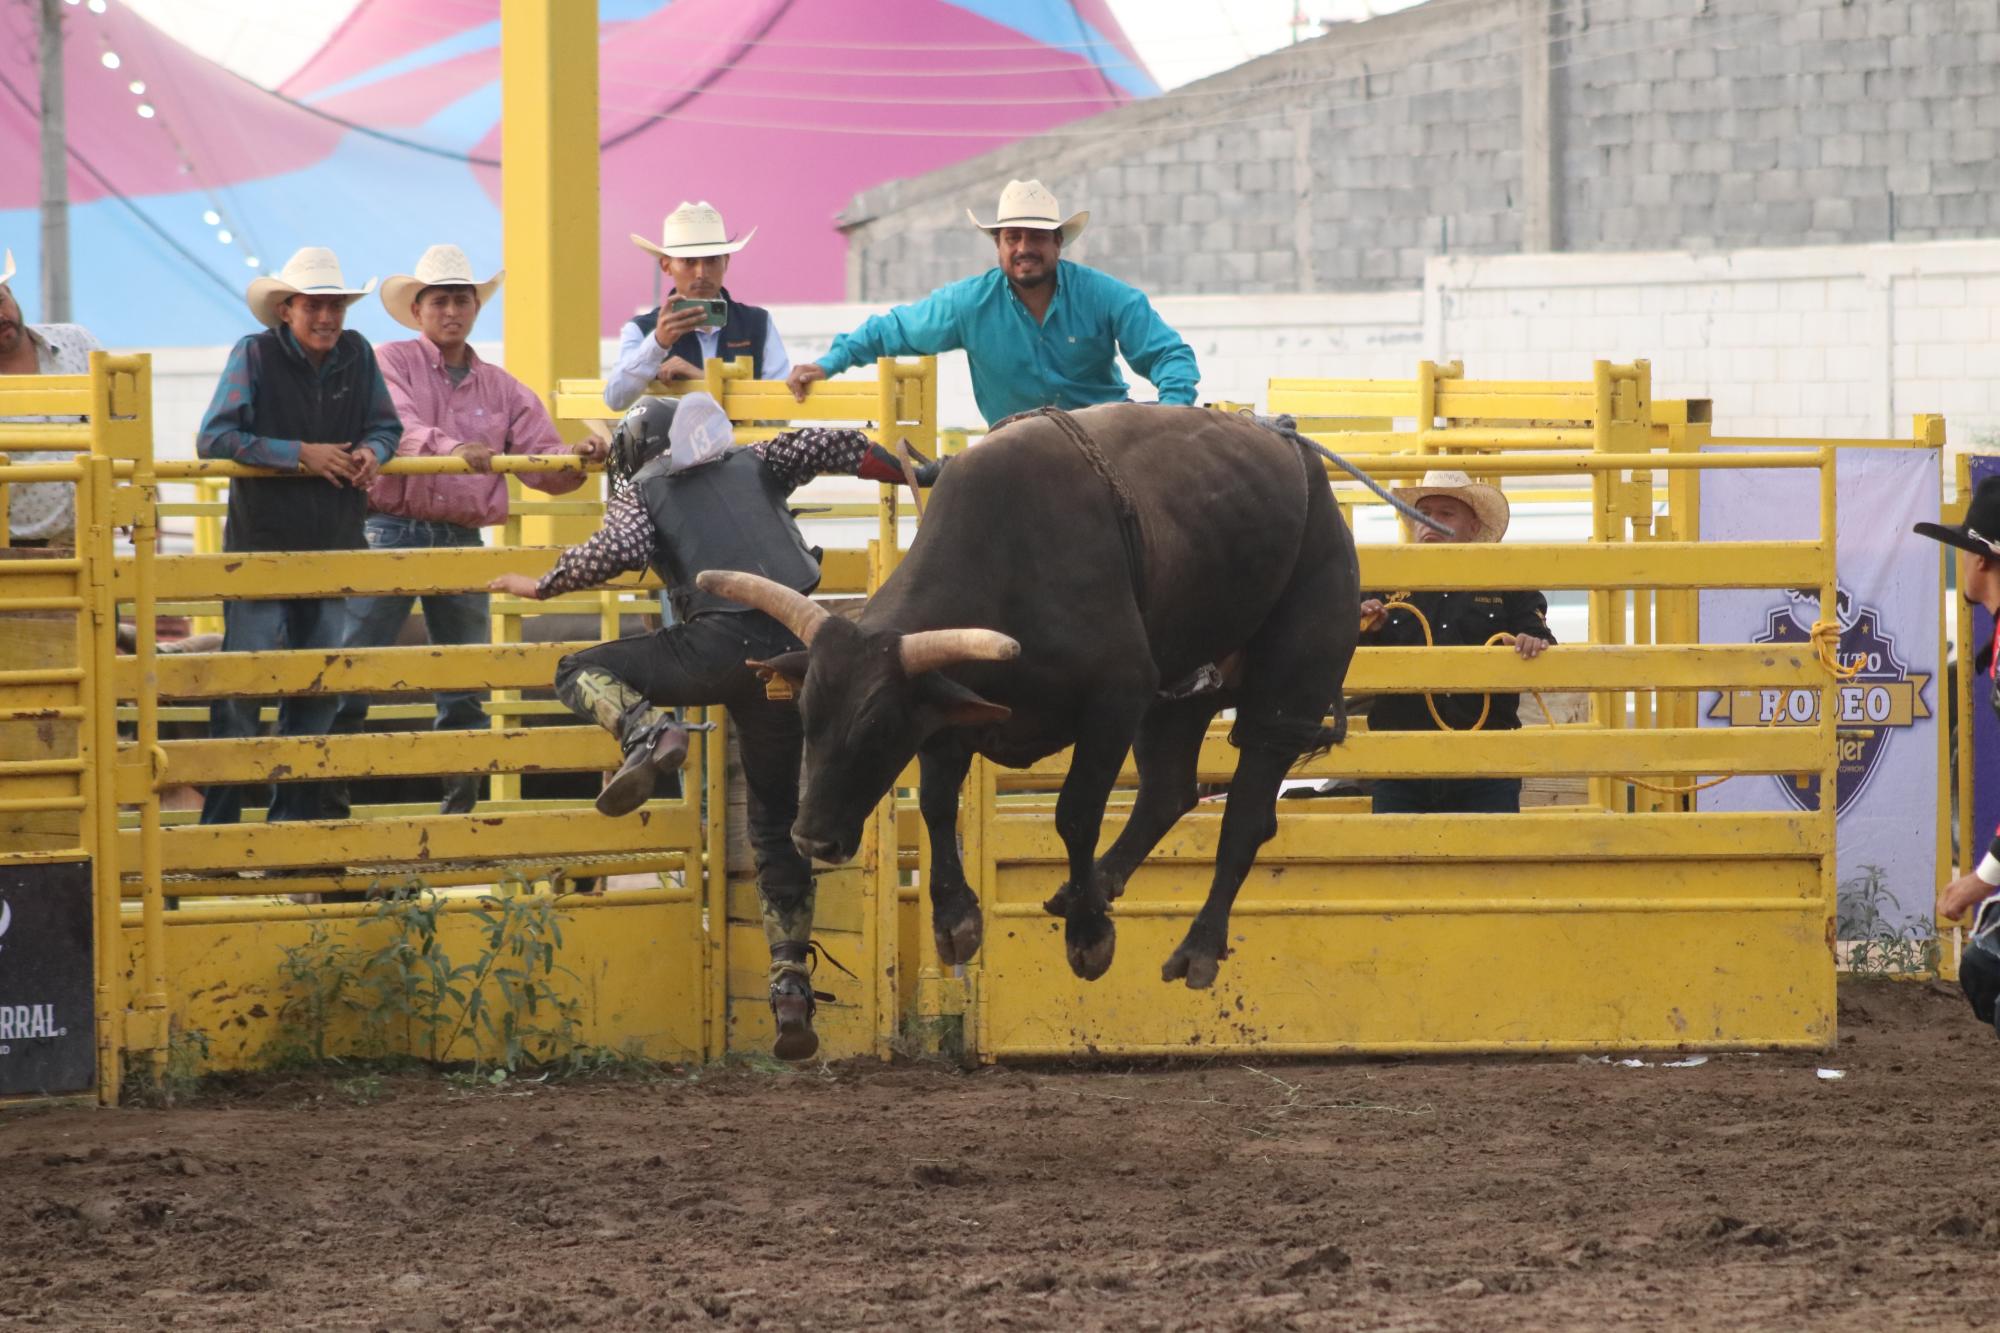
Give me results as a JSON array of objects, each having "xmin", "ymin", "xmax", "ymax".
[
  {"xmin": 1396, "ymin": 469, "xmax": 1511, "ymax": 542},
  {"xmin": 380, "ymin": 244, "xmax": 503, "ymax": 330},
  {"xmin": 632, "ymin": 201, "xmax": 756, "ymax": 259},
  {"xmin": 966, "ymin": 179, "xmax": 1088, "ymax": 245},
  {"xmin": 247, "ymin": 247, "xmax": 376, "ymax": 328},
  {"xmin": 0, "ymin": 249, "xmax": 12, "ymax": 286}
]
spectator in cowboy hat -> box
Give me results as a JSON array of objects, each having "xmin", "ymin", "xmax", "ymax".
[
  {"xmin": 1915, "ymin": 477, "xmax": 2000, "ymax": 1036},
  {"xmin": 1357, "ymin": 469, "xmax": 1554, "ymax": 815},
  {"xmin": 0, "ymin": 247, "xmax": 104, "ymax": 548},
  {"xmin": 328, "ymin": 244, "xmax": 606, "ymax": 817},
  {"xmin": 194, "ymin": 245, "xmax": 402, "ymax": 827},
  {"xmin": 787, "ymin": 178, "xmax": 1198, "ymax": 426},
  {"xmin": 604, "ymin": 201, "xmax": 792, "ymax": 411}
]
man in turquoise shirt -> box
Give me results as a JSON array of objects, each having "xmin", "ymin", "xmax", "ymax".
[{"xmin": 787, "ymin": 180, "xmax": 1198, "ymax": 425}]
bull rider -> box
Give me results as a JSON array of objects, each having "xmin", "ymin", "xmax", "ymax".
[{"xmin": 487, "ymin": 393, "xmax": 931, "ymax": 1061}]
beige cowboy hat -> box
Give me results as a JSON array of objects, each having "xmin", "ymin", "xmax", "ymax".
[
  {"xmin": 966, "ymin": 179, "xmax": 1088, "ymax": 245},
  {"xmin": 247, "ymin": 247, "xmax": 376, "ymax": 328},
  {"xmin": 0, "ymin": 249, "xmax": 12, "ymax": 286},
  {"xmin": 380, "ymin": 244, "xmax": 503, "ymax": 330},
  {"xmin": 1395, "ymin": 469, "xmax": 1510, "ymax": 542},
  {"xmin": 632, "ymin": 201, "xmax": 756, "ymax": 259}
]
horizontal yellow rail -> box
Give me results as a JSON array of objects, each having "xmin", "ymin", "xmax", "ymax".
[
  {"xmin": 118, "ymin": 547, "xmax": 873, "ymax": 601},
  {"xmin": 997, "ymin": 726, "xmax": 1822, "ymax": 787},
  {"xmin": 128, "ymin": 805, "xmax": 698, "ymax": 875},
  {"xmin": 986, "ymin": 809, "xmax": 1827, "ymax": 863},
  {"xmin": 1362, "ymin": 541, "xmax": 1820, "ymax": 589},
  {"xmin": 140, "ymin": 724, "xmax": 618, "ymax": 790}
]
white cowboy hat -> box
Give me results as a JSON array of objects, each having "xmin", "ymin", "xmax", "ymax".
[
  {"xmin": 247, "ymin": 247, "xmax": 376, "ymax": 328},
  {"xmin": 966, "ymin": 179, "xmax": 1088, "ymax": 245},
  {"xmin": 632, "ymin": 201, "xmax": 755, "ymax": 259},
  {"xmin": 1395, "ymin": 469, "xmax": 1511, "ymax": 542},
  {"xmin": 0, "ymin": 249, "xmax": 12, "ymax": 286},
  {"xmin": 380, "ymin": 244, "xmax": 503, "ymax": 330}
]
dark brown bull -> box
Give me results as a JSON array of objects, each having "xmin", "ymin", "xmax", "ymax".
[{"xmin": 700, "ymin": 403, "xmax": 1360, "ymax": 989}]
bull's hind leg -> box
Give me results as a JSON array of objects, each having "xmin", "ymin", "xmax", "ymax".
[
  {"xmin": 1050, "ymin": 697, "xmax": 1150, "ymax": 981},
  {"xmin": 1164, "ymin": 506, "xmax": 1357, "ymax": 990},
  {"xmin": 917, "ymin": 739, "xmax": 982, "ymax": 966}
]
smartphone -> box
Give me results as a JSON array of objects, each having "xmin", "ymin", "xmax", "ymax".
[{"xmin": 670, "ymin": 297, "xmax": 728, "ymax": 330}]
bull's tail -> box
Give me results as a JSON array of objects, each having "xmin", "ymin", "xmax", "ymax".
[
  {"xmin": 1246, "ymin": 411, "xmax": 1452, "ymax": 538},
  {"xmin": 1294, "ymin": 700, "xmax": 1348, "ymax": 769}
]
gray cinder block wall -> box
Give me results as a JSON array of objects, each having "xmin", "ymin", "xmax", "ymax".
[{"xmin": 838, "ymin": 0, "xmax": 2000, "ymax": 302}]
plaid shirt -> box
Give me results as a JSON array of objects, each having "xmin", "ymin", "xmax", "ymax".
[{"xmin": 537, "ymin": 427, "xmax": 872, "ymax": 599}]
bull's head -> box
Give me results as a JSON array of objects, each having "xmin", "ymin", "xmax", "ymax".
[{"xmin": 696, "ymin": 571, "xmax": 1019, "ymax": 864}]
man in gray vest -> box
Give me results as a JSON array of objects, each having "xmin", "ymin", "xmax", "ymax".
[{"xmin": 488, "ymin": 393, "xmax": 927, "ymax": 1060}]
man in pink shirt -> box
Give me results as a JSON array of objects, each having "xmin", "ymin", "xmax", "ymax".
[{"xmin": 333, "ymin": 245, "xmax": 604, "ymax": 814}]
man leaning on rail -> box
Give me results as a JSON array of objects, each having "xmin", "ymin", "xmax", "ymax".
[
  {"xmin": 0, "ymin": 246, "xmax": 103, "ymax": 549},
  {"xmin": 327, "ymin": 244, "xmax": 604, "ymax": 817},
  {"xmin": 1357, "ymin": 469, "xmax": 1554, "ymax": 816},
  {"xmin": 1916, "ymin": 479, "xmax": 2000, "ymax": 1039},
  {"xmin": 603, "ymin": 201, "xmax": 792, "ymax": 412},
  {"xmin": 194, "ymin": 247, "xmax": 402, "ymax": 828},
  {"xmin": 488, "ymin": 393, "xmax": 930, "ymax": 1061},
  {"xmin": 786, "ymin": 179, "xmax": 1199, "ymax": 426}
]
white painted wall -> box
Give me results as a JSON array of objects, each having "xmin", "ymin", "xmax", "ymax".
[
  {"xmin": 140, "ymin": 238, "xmax": 2000, "ymax": 458},
  {"xmin": 1427, "ymin": 239, "xmax": 2000, "ymax": 446}
]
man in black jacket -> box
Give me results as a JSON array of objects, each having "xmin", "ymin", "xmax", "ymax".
[
  {"xmin": 194, "ymin": 247, "xmax": 402, "ymax": 826},
  {"xmin": 489, "ymin": 393, "xmax": 926, "ymax": 1060},
  {"xmin": 1358, "ymin": 469, "xmax": 1554, "ymax": 815},
  {"xmin": 604, "ymin": 202, "xmax": 792, "ymax": 411}
]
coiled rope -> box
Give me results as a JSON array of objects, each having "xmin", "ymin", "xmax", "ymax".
[{"xmin": 1365, "ymin": 598, "xmax": 1794, "ymax": 798}]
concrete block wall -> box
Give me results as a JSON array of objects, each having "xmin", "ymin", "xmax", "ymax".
[{"xmin": 840, "ymin": 0, "xmax": 2000, "ymax": 304}]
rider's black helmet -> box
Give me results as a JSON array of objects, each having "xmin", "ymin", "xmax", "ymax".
[{"xmin": 607, "ymin": 397, "xmax": 679, "ymax": 490}]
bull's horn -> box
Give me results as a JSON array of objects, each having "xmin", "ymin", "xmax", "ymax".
[
  {"xmin": 898, "ymin": 628, "xmax": 1021, "ymax": 676},
  {"xmin": 695, "ymin": 571, "xmax": 831, "ymax": 645}
]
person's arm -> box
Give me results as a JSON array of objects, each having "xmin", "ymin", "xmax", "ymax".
[
  {"xmin": 490, "ymin": 488, "xmax": 652, "ymax": 601},
  {"xmin": 196, "ymin": 337, "xmax": 303, "ymax": 470},
  {"xmin": 754, "ymin": 426, "xmax": 928, "ymax": 493},
  {"xmin": 604, "ymin": 320, "xmax": 665, "ymax": 412},
  {"xmin": 761, "ymin": 315, "xmax": 793, "ymax": 382},
  {"xmin": 1944, "ymin": 836, "xmax": 2000, "ymax": 921},
  {"xmin": 504, "ymin": 379, "xmax": 590, "ymax": 496},
  {"xmin": 816, "ymin": 286, "xmax": 966, "ymax": 379},
  {"xmin": 1502, "ymin": 590, "xmax": 1554, "ymax": 661},
  {"xmin": 1105, "ymin": 277, "xmax": 1199, "ymax": 406}
]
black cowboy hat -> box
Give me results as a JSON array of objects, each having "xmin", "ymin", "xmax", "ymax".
[{"xmin": 1914, "ymin": 475, "xmax": 2000, "ymax": 559}]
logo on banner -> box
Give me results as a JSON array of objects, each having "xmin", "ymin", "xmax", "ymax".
[
  {"xmin": 0, "ymin": 896, "xmax": 67, "ymax": 1055},
  {"xmin": 1706, "ymin": 586, "xmax": 1931, "ymax": 815}
]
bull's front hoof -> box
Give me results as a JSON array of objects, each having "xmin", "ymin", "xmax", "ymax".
[
  {"xmin": 1160, "ymin": 943, "xmax": 1221, "ymax": 990},
  {"xmin": 1065, "ymin": 913, "xmax": 1116, "ymax": 981},
  {"xmin": 932, "ymin": 903, "xmax": 984, "ymax": 966},
  {"xmin": 1042, "ymin": 882, "xmax": 1074, "ymax": 917}
]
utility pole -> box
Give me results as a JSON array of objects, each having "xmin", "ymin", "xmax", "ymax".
[{"xmin": 38, "ymin": 0, "xmax": 71, "ymax": 324}]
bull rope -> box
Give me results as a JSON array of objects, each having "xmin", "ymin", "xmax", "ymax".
[{"xmin": 1242, "ymin": 411, "xmax": 1454, "ymax": 538}]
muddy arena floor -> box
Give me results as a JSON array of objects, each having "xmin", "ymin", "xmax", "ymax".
[{"xmin": 5, "ymin": 980, "xmax": 2000, "ymax": 1331}]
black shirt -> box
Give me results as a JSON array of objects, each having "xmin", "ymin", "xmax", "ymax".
[{"xmin": 1361, "ymin": 588, "xmax": 1556, "ymax": 732}]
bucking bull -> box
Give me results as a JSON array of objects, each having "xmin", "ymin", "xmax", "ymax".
[{"xmin": 701, "ymin": 403, "xmax": 1375, "ymax": 989}]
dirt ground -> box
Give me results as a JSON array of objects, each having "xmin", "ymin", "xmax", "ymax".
[{"xmin": 5, "ymin": 980, "xmax": 2000, "ymax": 1331}]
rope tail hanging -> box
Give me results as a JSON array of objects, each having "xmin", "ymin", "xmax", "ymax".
[{"xmin": 1242, "ymin": 411, "xmax": 1454, "ymax": 538}]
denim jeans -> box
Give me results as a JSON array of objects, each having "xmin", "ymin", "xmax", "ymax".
[
  {"xmin": 333, "ymin": 516, "xmax": 492, "ymax": 735},
  {"xmin": 199, "ymin": 595, "xmax": 348, "ymax": 825}
]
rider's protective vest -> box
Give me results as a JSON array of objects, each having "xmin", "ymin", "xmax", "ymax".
[{"xmin": 634, "ymin": 447, "xmax": 820, "ymax": 621}]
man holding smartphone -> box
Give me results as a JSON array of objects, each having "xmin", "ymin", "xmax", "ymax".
[{"xmin": 604, "ymin": 201, "xmax": 792, "ymax": 411}]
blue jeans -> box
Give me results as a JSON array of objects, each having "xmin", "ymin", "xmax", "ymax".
[
  {"xmin": 333, "ymin": 516, "xmax": 491, "ymax": 735},
  {"xmin": 1370, "ymin": 777, "xmax": 1523, "ymax": 814},
  {"xmin": 199, "ymin": 595, "xmax": 348, "ymax": 825}
]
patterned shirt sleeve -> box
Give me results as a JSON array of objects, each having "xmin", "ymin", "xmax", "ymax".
[
  {"xmin": 535, "ymin": 487, "xmax": 653, "ymax": 599},
  {"xmin": 752, "ymin": 426, "xmax": 873, "ymax": 492},
  {"xmin": 355, "ymin": 348, "xmax": 403, "ymax": 465},
  {"xmin": 196, "ymin": 336, "xmax": 302, "ymax": 471}
]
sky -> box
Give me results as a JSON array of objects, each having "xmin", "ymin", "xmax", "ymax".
[{"xmin": 121, "ymin": 0, "xmax": 1427, "ymax": 92}]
